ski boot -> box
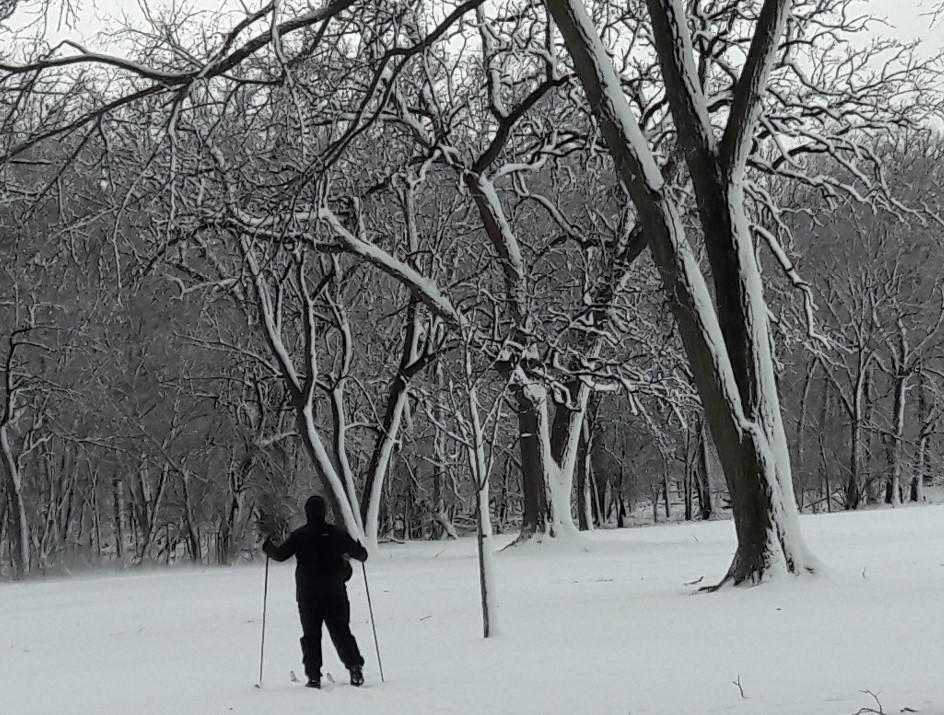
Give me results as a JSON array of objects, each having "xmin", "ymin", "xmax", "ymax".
[{"xmin": 350, "ymin": 666, "xmax": 364, "ymax": 687}]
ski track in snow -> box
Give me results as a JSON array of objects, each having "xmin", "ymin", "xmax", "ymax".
[{"xmin": 2, "ymin": 505, "xmax": 944, "ymax": 715}]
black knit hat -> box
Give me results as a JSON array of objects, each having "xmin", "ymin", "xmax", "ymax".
[{"xmin": 305, "ymin": 495, "xmax": 327, "ymax": 524}]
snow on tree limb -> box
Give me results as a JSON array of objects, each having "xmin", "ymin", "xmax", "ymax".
[
  {"xmin": 719, "ymin": 0, "xmax": 793, "ymax": 173},
  {"xmin": 0, "ymin": 1, "xmax": 356, "ymax": 81},
  {"xmin": 316, "ymin": 206, "xmax": 464, "ymax": 329},
  {"xmin": 546, "ymin": 0, "xmax": 665, "ymax": 196},
  {"xmin": 644, "ymin": 0, "xmax": 717, "ymax": 161}
]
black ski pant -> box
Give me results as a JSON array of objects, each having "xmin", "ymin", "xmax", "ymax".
[{"xmin": 298, "ymin": 593, "xmax": 364, "ymax": 679}]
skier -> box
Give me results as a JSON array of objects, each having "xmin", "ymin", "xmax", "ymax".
[{"xmin": 262, "ymin": 495, "xmax": 368, "ymax": 689}]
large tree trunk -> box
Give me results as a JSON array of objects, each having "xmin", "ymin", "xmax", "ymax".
[
  {"xmin": 651, "ymin": 180, "xmax": 812, "ymax": 585},
  {"xmin": 575, "ymin": 412, "xmax": 593, "ymax": 531},
  {"xmin": 547, "ymin": 0, "xmax": 814, "ymax": 585},
  {"xmin": 513, "ymin": 385, "xmax": 548, "ymax": 541},
  {"xmin": 684, "ymin": 160, "xmax": 809, "ymax": 581},
  {"xmin": 526, "ymin": 379, "xmax": 587, "ymax": 539}
]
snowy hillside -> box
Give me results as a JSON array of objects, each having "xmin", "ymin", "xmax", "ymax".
[{"xmin": 3, "ymin": 505, "xmax": 943, "ymax": 715}]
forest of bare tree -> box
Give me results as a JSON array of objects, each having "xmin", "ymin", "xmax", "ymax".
[{"xmin": 2, "ymin": 0, "xmax": 943, "ymax": 590}]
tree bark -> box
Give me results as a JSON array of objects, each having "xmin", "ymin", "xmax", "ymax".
[
  {"xmin": 180, "ymin": 470, "xmax": 202, "ymax": 564},
  {"xmin": 662, "ymin": 468, "xmax": 671, "ymax": 520},
  {"xmin": 684, "ymin": 425, "xmax": 695, "ymax": 521},
  {"xmin": 576, "ymin": 452, "xmax": 589, "ymax": 531},
  {"xmin": 0, "ymin": 488, "xmax": 9, "ymax": 570},
  {"xmin": 575, "ymin": 412, "xmax": 593, "ymax": 531},
  {"xmin": 914, "ymin": 373, "xmax": 930, "ymax": 503},
  {"xmin": 112, "ymin": 478, "xmax": 126, "ymax": 560},
  {"xmin": 546, "ymin": 0, "xmax": 814, "ymax": 584},
  {"xmin": 888, "ymin": 372, "xmax": 908, "ymax": 507},
  {"xmin": 845, "ymin": 365, "xmax": 868, "ymax": 509},
  {"xmin": 0, "ymin": 427, "xmax": 29, "ymax": 578},
  {"xmin": 513, "ymin": 384, "xmax": 548, "ymax": 541}
]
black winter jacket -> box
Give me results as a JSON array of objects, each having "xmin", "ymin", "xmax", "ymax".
[{"xmin": 263, "ymin": 500, "xmax": 368, "ymax": 601}]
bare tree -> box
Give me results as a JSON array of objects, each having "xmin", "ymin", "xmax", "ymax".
[
  {"xmin": 2, "ymin": 0, "xmax": 942, "ymax": 584},
  {"xmin": 0, "ymin": 297, "xmax": 41, "ymax": 578},
  {"xmin": 542, "ymin": 0, "xmax": 813, "ymax": 583},
  {"xmin": 543, "ymin": 0, "xmax": 942, "ymax": 583}
]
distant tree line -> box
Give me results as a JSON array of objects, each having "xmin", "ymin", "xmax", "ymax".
[{"xmin": 1, "ymin": 0, "xmax": 942, "ymax": 585}]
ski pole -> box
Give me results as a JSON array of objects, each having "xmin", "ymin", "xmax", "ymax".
[
  {"xmin": 256, "ymin": 555, "xmax": 270, "ymax": 688},
  {"xmin": 361, "ymin": 562, "xmax": 385, "ymax": 683}
]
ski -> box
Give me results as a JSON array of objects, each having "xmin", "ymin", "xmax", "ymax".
[{"xmin": 290, "ymin": 670, "xmax": 370, "ymax": 689}]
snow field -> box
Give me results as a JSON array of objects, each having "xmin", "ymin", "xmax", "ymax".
[{"xmin": 2, "ymin": 504, "xmax": 943, "ymax": 715}]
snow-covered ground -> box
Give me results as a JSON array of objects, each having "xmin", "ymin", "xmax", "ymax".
[{"xmin": 3, "ymin": 505, "xmax": 943, "ymax": 715}]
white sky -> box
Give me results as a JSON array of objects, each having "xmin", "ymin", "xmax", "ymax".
[
  {"xmin": 2, "ymin": 0, "xmax": 940, "ymax": 54},
  {"xmin": 856, "ymin": 0, "xmax": 943, "ymax": 51}
]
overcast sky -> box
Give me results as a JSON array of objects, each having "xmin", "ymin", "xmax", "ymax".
[
  {"xmin": 2, "ymin": 0, "xmax": 940, "ymax": 52},
  {"xmin": 1, "ymin": 0, "xmax": 941, "ymax": 78},
  {"xmin": 857, "ymin": 0, "xmax": 943, "ymax": 50}
]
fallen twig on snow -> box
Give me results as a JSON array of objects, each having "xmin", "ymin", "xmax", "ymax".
[{"xmin": 852, "ymin": 689, "xmax": 885, "ymax": 714}]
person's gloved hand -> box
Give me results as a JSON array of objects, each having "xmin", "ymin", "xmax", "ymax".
[{"xmin": 257, "ymin": 511, "xmax": 280, "ymax": 546}]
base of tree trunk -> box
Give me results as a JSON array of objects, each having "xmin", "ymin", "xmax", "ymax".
[
  {"xmin": 505, "ymin": 524, "xmax": 547, "ymax": 548},
  {"xmin": 505, "ymin": 519, "xmax": 586, "ymax": 549},
  {"xmin": 701, "ymin": 549, "xmax": 817, "ymax": 591}
]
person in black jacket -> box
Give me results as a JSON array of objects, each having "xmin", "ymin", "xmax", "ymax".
[{"xmin": 263, "ymin": 495, "xmax": 368, "ymax": 689}]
